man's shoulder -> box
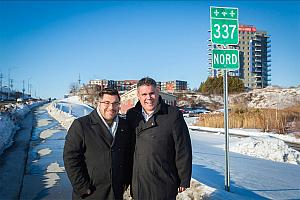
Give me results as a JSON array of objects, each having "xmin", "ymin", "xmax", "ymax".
[
  {"xmin": 73, "ymin": 111, "xmax": 93, "ymax": 126},
  {"xmin": 163, "ymin": 103, "xmax": 179, "ymax": 115},
  {"xmin": 118, "ymin": 116, "xmax": 130, "ymax": 128},
  {"xmin": 77, "ymin": 113, "xmax": 91, "ymax": 122},
  {"xmin": 127, "ymin": 106, "xmax": 137, "ymax": 113},
  {"xmin": 126, "ymin": 107, "xmax": 139, "ymax": 117}
]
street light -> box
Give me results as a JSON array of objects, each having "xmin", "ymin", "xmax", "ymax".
[{"xmin": 27, "ymin": 77, "xmax": 31, "ymax": 98}]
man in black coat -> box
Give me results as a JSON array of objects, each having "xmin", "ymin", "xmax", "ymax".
[
  {"xmin": 63, "ymin": 88, "xmax": 132, "ymax": 200},
  {"xmin": 126, "ymin": 77, "xmax": 192, "ymax": 200}
]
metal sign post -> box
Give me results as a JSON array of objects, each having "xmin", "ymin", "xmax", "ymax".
[
  {"xmin": 210, "ymin": 6, "xmax": 239, "ymax": 192},
  {"xmin": 223, "ymin": 69, "xmax": 230, "ymax": 191}
]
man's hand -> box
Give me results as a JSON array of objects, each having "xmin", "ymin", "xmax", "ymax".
[
  {"xmin": 81, "ymin": 188, "xmax": 92, "ymax": 198},
  {"xmin": 178, "ymin": 187, "xmax": 186, "ymax": 193},
  {"xmin": 86, "ymin": 189, "xmax": 91, "ymax": 195}
]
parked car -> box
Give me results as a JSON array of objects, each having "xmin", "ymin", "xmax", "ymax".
[
  {"xmin": 16, "ymin": 98, "xmax": 23, "ymax": 103},
  {"xmin": 180, "ymin": 107, "xmax": 210, "ymax": 117}
]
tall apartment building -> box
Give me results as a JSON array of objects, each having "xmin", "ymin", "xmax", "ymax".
[{"xmin": 208, "ymin": 24, "xmax": 271, "ymax": 89}]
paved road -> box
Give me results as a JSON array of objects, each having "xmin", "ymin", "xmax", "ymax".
[
  {"xmin": 20, "ymin": 105, "xmax": 72, "ymax": 199},
  {"xmin": 0, "ymin": 104, "xmax": 72, "ymax": 200}
]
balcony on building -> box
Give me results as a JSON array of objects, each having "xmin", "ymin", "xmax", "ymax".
[
  {"xmin": 254, "ymin": 54, "xmax": 262, "ymax": 57},
  {"xmin": 255, "ymin": 59, "xmax": 262, "ymax": 62},
  {"xmin": 254, "ymin": 43, "xmax": 261, "ymax": 47},
  {"xmin": 253, "ymin": 37, "xmax": 262, "ymax": 42},
  {"xmin": 267, "ymin": 59, "xmax": 272, "ymax": 62},
  {"xmin": 254, "ymin": 68, "xmax": 262, "ymax": 73},
  {"xmin": 255, "ymin": 64, "xmax": 262, "ymax": 67},
  {"xmin": 267, "ymin": 38, "xmax": 271, "ymax": 43},
  {"xmin": 255, "ymin": 48, "xmax": 262, "ymax": 52}
]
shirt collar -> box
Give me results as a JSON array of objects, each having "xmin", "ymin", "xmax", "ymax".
[
  {"xmin": 142, "ymin": 108, "xmax": 154, "ymax": 122},
  {"xmin": 97, "ymin": 107, "xmax": 119, "ymax": 137}
]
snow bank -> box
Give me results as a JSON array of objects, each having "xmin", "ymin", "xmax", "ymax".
[
  {"xmin": 46, "ymin": 103, "xmax": 76, "ymax": 130},
  {"xmin": 0, "ymin": 101, "xmax": 45, "ymax": 155},
  {"xmin": 230, "ymin": 136, "xmax": 300, "ymax": 165},
  {"xmin": 0, "ymin": 115, "xmax": 17, "ymax": 154},
  {"xmin": 123, "ymin": 179, "xmax": 213, "ymax": 200},
  {"xmin": 189, "ymin": 125, "xmax": 300, "ymax": 165},
  {"xmin": 177, "ymin": 178, "xmax": 215, "ymax": 200},
  {"xmin": 60, "ymin": 95, "xmax": 92, "ymax": 109},
  {"xmin": 230, "ymin": 86, "xmax": 300, "ymax": 109}
]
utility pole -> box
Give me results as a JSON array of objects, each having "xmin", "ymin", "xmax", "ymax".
[
  {"xmin": 0, "ymin": 72, "xmax": 3, "ymax": 101},
  {"xmin": 7, "ymin": 69, "xmax": 10, "ymax": 100},
  {"xmin": 10, "ymin": 79, "xmax": 13, "ymax": 100},
  {"xmin": 78, "ymin": 73, "xmax": 81, "ymax": 86},
  {"xmin": 27, "ymin": 78, "xmax": 31, "ymax": 97},
  {"xmin": 29, "ymin": 84, "xmax": 32, "ymax": 97},
  {"xmin": 22, "ymin": 80, "xmax": 25, "ymax": 98}
]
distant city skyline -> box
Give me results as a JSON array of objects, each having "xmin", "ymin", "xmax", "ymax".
[{"xmin": 1, "ymin": 1, "xmax": 299, "ymax": 98}]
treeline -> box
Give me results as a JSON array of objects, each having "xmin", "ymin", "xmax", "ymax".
[{"xmin": 199, "ymin": 76, "xmax": 245, "ymax": 94}]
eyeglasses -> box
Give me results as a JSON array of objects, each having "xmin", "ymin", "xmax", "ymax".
[{"xmin": 100, "ymin": 101, "xmax": 120, "ymax": 108}]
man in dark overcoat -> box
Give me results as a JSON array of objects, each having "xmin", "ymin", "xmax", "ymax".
[
  {"xmin": 126, "ymin": 77, "xmax": 192, "ymax": 200},
  {"xmin": 63, "ymin": 88, "xmax": 132, "ymax": 200}
]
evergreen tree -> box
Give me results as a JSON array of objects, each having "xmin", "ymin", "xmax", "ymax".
[{"xmin": 200, "ymin": 76, "xmax": 245, "ymax": 94}]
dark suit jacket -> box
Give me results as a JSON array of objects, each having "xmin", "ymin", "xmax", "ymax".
[
  {"xmin": 126, "ymin": 97, "xmax": 192, "ymax": 200},
  {"xmin": 63, "ymin": 109, "xmax": 132, "ymax": 200}
]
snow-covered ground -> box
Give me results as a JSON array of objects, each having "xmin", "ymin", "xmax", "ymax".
[
  {"xmin": 0, "ymin": 101, "xmax": 46, "ymax": 155},
  {"xmin": 181, "ymin": 86, "xmax": 300, "ymax": 110},
  {"xmin": 2, "ymin": 96, "xmax": 300, "ymax": 199},
  {"xmin": 45, "ymin": 97, "xmax": 300, "ymax": 199},
  {"xmin": 189, "ymin": 126, "xmax": 300, "ymax": 165},
  {"xmin": 46, "ymin": 96, "xmax": 93, "ymax": 130},
  {"xmin": 230, "ymin": 86, "xmax": 300, "ymax": 109},
  {"xmin": 186, "ymin": 116, "xmax": 300, "ymax": 165}
]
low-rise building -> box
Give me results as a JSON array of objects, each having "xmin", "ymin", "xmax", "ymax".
[{"xmin": 120, "ymin": 88, "xmax": 177, "ymax": 114}]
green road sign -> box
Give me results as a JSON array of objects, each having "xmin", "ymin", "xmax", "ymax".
[
  {"xmin": 210, "ymin": 6, "xmax": 239, "ymax": 46},
  {"xmin": 212, "ymin": 49, "xmax": 239, "ymax": 70}
]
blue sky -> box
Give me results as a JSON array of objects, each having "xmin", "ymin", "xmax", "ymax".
[{"xmin": 1, "ymin": 1, "xmax": 299, "ymax": 98}]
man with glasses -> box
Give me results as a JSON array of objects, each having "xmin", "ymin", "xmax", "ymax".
[
  {"xmin": 127, "ymin": 77, "xmax": 192, "ymax": 200},
  {"xmin": 64, "ymin": 88, "xmax": 132, "ymax": 200}
]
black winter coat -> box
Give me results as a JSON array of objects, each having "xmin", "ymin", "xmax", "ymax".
[
  {"xmin": 63, "ymin": 109, "xmax": 132, "ymax": 200},
  {"xmin": 126, "ymin": 97, "xmax": 192, "ymax": 200}
]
